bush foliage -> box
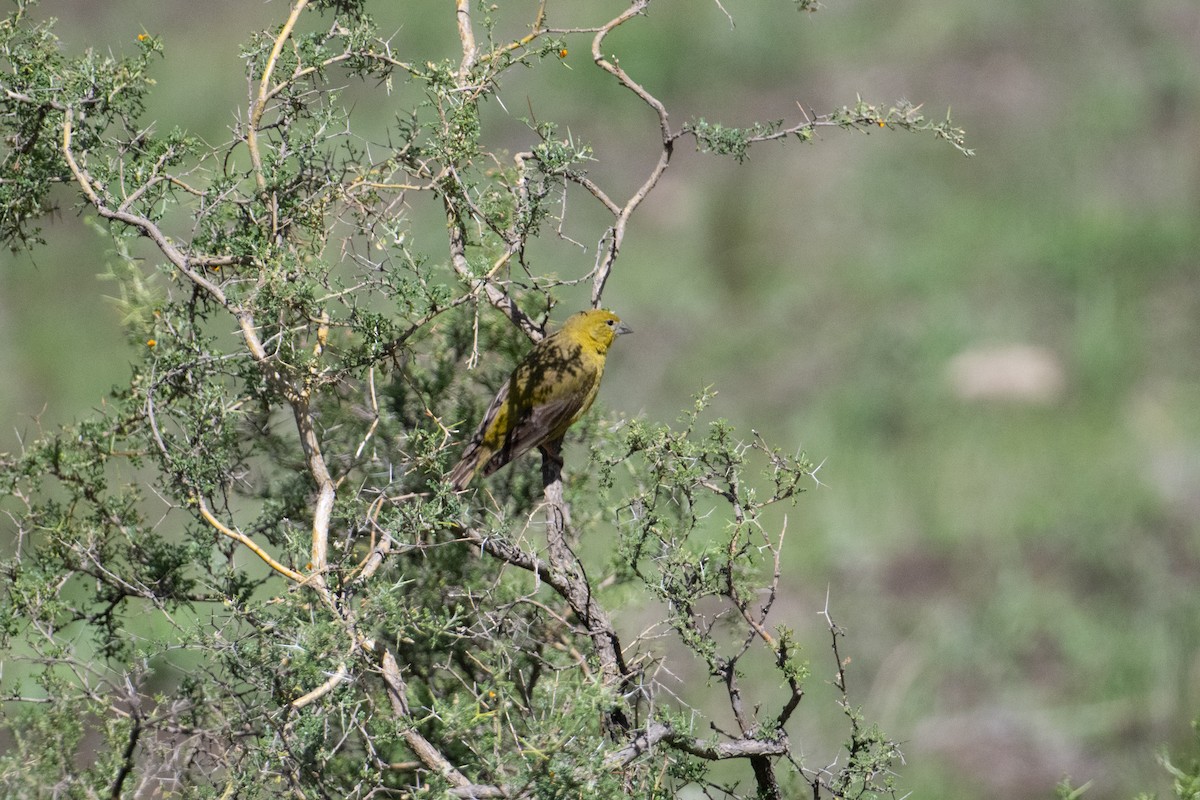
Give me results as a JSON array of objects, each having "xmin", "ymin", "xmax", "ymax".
[{"xmin": 0, "ymin": 1, "xmax": 967, "ymax": 797}]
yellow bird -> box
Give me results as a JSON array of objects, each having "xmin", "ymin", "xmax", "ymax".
[{"xmin": 448, "ymin": 309, "xmax": 632, "ymax": 490}]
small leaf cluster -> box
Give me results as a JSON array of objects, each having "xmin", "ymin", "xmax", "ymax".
[
  {"xmin": 686, "ymin": 118, "xmax": 788, "ymax": 163},
  {"xmin": 0, "ymin": 0, "xmax": 161, "ymax": 247}
]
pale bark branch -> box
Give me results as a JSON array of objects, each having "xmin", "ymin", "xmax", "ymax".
[
  {"xmin": 197, "ymin": 497, "xmax": 304, "ymax": 583},
  {"xmin": 381, "ymin": 648, "xmax": 502, "ymax": 794},
  {"xmin": 291, "ymin": 662, "xmax": 350, "ymax": 709},
  {"xmin": 454, "ymin": 0, "xmax": 477, "ymax": 80},
  {"xmin": 248, "ymin": 0, "xmax": 309, "ymax": 194}
]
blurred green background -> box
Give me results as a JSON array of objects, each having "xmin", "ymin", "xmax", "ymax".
[{"xmin": 3, "ymin": 1, "xmax": 1198, "ymax": 797}]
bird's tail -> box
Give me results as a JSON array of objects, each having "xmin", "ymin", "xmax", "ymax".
[{"xmin": 447, "ymin": 443, "xmax": 484, "ymax": 491}]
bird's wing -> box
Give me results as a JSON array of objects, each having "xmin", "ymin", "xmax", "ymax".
[
  {"xmin": 479, "ymin": 390, "xmax": 587, "ymax": 477},
  {"xmin": 447, "ymin": 375, "xmax": 516, "ymax": 490}
]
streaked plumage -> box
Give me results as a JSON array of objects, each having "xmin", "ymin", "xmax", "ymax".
[{"xmin": 448, "ymin": 309, "xmax": 632, "ymax": 490}]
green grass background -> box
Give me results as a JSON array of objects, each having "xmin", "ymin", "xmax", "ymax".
[{"xmin": 2, "ymin": 1, "xmax": 1198, "ymax": 797}]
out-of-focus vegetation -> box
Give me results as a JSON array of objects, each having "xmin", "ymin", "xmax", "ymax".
[{"xmin": 1, "ymin": 1, "xmax": 1197, "ymax": 797}]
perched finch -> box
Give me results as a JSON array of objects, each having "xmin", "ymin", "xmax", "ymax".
[{"xmin": 448, "ymin": 309, "xmax": 632, "ymax": 490}]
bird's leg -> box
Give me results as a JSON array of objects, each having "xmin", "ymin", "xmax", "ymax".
[
  {"xmin": 538, "ymin": 437, "xmax": 564, "ymax": 483},
  {"xmin": 539, "ymin": 436, "xmax": 571, "ymax": 530}
]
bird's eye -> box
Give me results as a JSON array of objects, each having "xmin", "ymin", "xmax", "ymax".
[{"xmin": 605, "ymin": 319, "xmax": 614, "ymax": 326}]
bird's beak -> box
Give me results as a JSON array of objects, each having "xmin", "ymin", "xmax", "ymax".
[{"xmin": 615, "ymin": 321, "xmax": 633, "ymax": 336}]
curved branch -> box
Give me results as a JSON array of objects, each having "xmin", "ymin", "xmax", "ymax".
[
  {"xmin": 291, "ymin": 662, "xmax": 350, "ymax": 709},
  {"xmin": 248, "ymin": 0, "xmax": 309, "ymax": 193},
  {"xmin": 380, "ymin": 648, "xmax": 502, "ymax": 794},
  {"xmin": 590, "ymin": 1, "xmax": 669, "ymax": 136},
  {"xmin": 62, "ymin": 105, "xmax": 270, "ymax": 366},
  {"xmin": 197, "ymin": 497, "xmax": 304, "ymax": 583},
  {"xmin": 62, "ymin": 109, "xmax": 229, "ymax": 305},
  {"xmin": 588, "ymin": 0, "xmax": 676, "ymax": 306}
]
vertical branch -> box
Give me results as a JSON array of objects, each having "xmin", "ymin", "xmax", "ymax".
[
  {"xmin": 539, "ymin": 443, "xmax": 631, "ymax": 725},
  {"xmin": 588, "ymin": 0, "xmax": 677, "ymax": 306},
  {"xmin": 248, "ymin": 0, "xmax": 309, "ymax": 194},
  {"xmin": 443, "ymin": 196, "xmax": 540, "ymax": 340},
  {"xmin": 585, "ymin": 0, "xmax": 681, "ymax": 307},
  {"xmin": 441, "ymin": 2, "xmax": 636, "ymax": 717},
  {"xmin": 751, "ymin": 757, "xmax": 783, "ymax": 800},
  {"xmin": 108, "ymin": 709, "xmax": 142, "ymax": 800},
  {"xmin": 293, "ymin": 397, "xmax": 335, "ymax": 580},
  {"xmin": 454, "ymin": 0, "xmax": 477, "ymax": 80},
  {"xmin": 540, "ymin": 438, "xmax": 571, "ymax": 551}
]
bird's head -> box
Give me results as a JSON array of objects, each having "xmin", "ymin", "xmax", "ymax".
[{"xmin": 562, "ymin": 309, "xmax": 633, "ymax": 352}]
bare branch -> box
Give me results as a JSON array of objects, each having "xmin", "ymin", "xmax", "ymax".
[
  {"xmin": 587, "ymin": 0, "xmax": 677, "ymax": 306},
  {"xmin": 197, "ymin": 497, "xmax": 304, "ymax": 583},
  {"xmin": 248, "ymin": 0, "xmax": 309, "ymax": 194},
  {"xmin": 291, "ymin": 662, "xmax": 350, "ymax": 709},
  {"xmin": 455, "ymin": 0, "xmax": 477, "ymax": 80},
  {"xmin": 380, "ymin": 648, "xmax": 503, "ymax": 794},
  {"xmin": 605, "ymin": 721, "xmax": 790, "ymax": 768}
]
